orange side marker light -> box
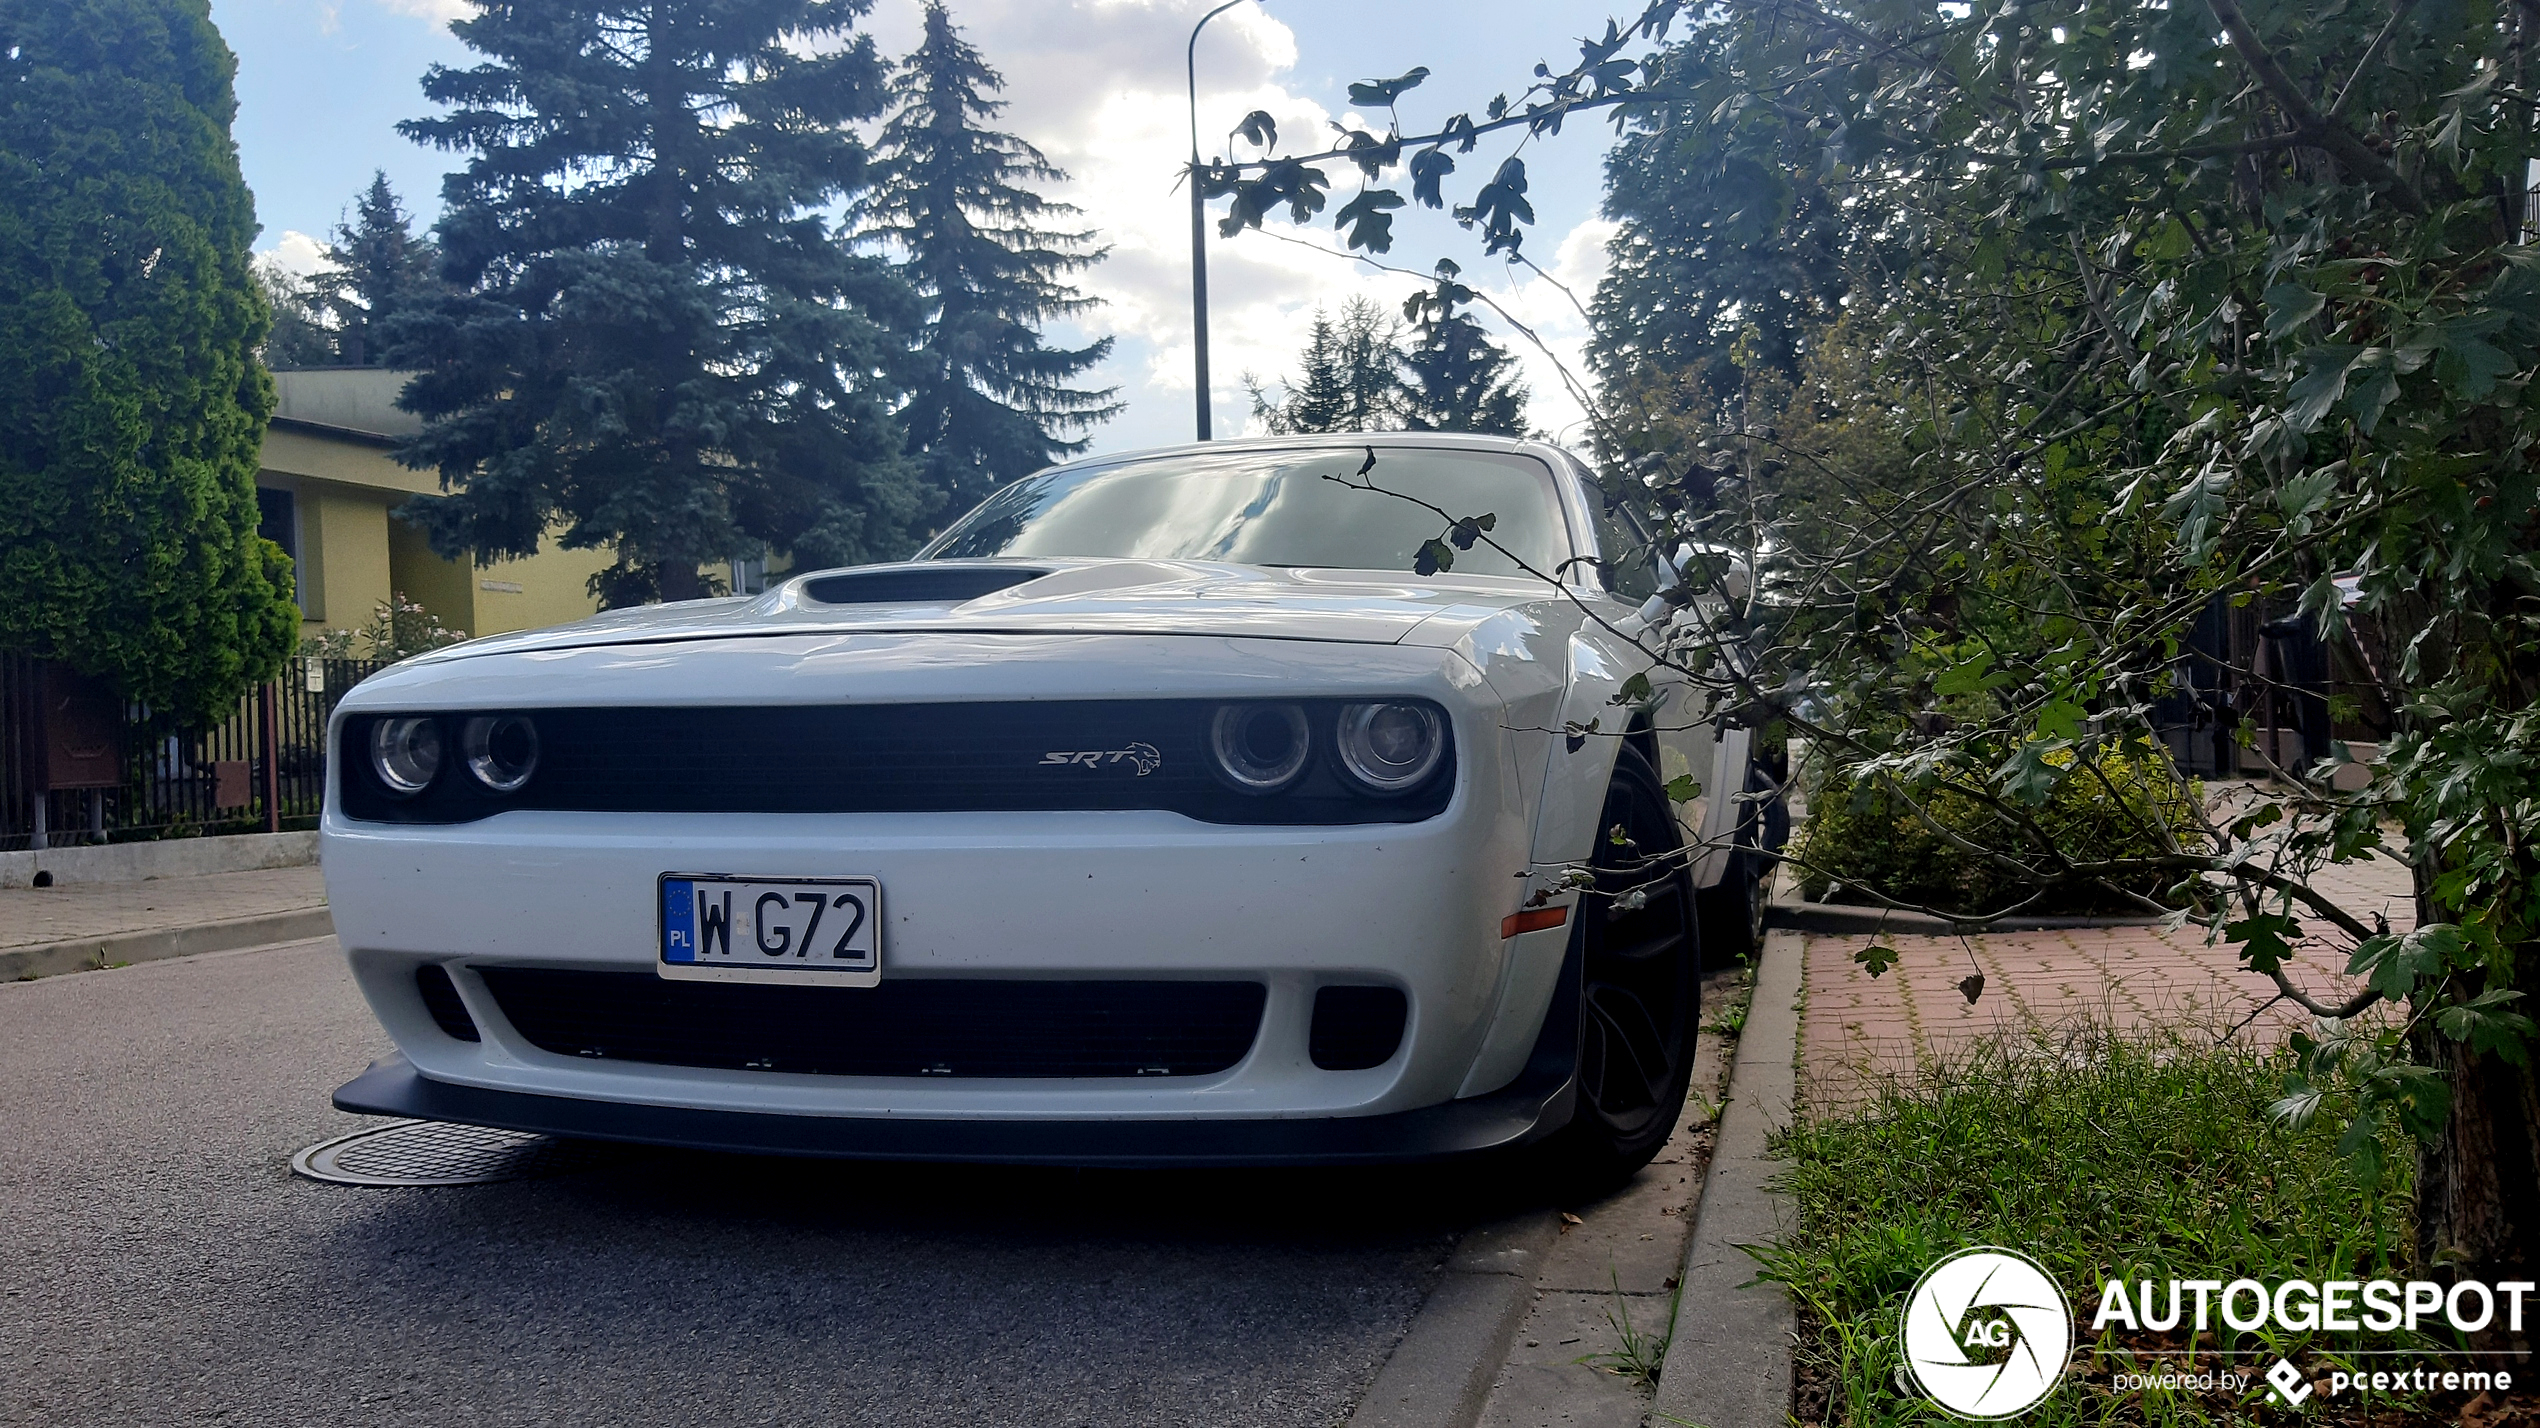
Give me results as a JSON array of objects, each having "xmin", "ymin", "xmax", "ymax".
[{"xmin": 1500, "ymin": 906, "xmax": 1570, "ymax": 939}]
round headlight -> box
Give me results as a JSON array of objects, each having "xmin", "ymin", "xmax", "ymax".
[
  {"xmin": 1336, "ymin": 702, "xmax": 1444, "ymax": 794},
  {"xmin": 1209, "ymin": 703, "xmax": 1310, "ymax": 793},
  {"xmin": 369, "ymin": 717, "xmax": 443, "ymax": 796},
  {"xmin": 463, "ymin": 715, "xmax": 540, "ymax": 793}
]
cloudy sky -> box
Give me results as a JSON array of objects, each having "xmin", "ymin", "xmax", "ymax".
[{"xmin": 217, "ymin": 0, "xmax": 1633, "ymax": 456}]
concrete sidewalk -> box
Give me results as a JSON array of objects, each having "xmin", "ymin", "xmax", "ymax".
[
  {"xmin": 1798, "ymin": 851, "xmax": 2414, "ymax": 1106},
  {"xmin": 0, "ymin": 865, "xmax": 329, "ymax": 980}
]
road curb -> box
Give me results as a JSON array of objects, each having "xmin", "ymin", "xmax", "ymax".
[
  {"xmin": 0, "ymin": 830, "xmax": 318, "ymax": 890},
  {"xmin": 1, "ymin": 906, "xmax": 336, "ymax": 982},
  {"xmin": 1345, "ymin": 1209, "xmax": 1562, "ymax": 1428},
  {"xmin": 1649, "ymin": 924, "xmax": 1803, "ymax": 1428}
]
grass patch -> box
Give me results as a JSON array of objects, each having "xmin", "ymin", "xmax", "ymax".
[
  {"xmin": 1757, "ymin": 1023, "xmax": 2440, "ymax": 1426},
  {"xmin": 1580, "ymin": 1269, "xmax": 1679, "ymax": 1388}
]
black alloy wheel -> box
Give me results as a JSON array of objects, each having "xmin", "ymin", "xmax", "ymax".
[{"xmin": 1540, "ymin": 744, "xmax": 1701, "ymax": 1190}]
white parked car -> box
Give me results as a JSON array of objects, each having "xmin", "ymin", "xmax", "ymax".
[{"xmin": 322, "ymin": 434, "xmax": 1784, "ymax": 1183}]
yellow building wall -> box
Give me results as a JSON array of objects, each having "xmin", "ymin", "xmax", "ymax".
[
  {"xmin": 473, "ymin": 539, "xmax": 616, "ymax": 636},
  {"xmin": 382, "ymin": 517, "xmax": 613, "ymax": 639},
  {"xmin": 386, "ymin": 516, "xmax": 476, "ymax": 634},
  {"xmin": 259, "ymin": 405, "xmax": 610, "ymax": 643},
  {"xmin": 295, "ymin": 481, "xmax": 397, "ymax": 631}
]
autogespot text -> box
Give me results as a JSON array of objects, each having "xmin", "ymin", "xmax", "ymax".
[{"xmin": 2092, "ymin": 1277, "xmax": 2538, "ymax": 1335}]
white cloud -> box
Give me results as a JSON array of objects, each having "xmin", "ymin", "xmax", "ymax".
[
  {"xmin": 860, "ymin": 0, "xmax": 1622, "ymax": 453},
  {"xmin": 1474, "ymin": 215, "xmax": 1620, "ymax": 446},
  {"xmin": 373, "ymin": 0, "xmax": 470, "ymax": 22},
  {"xmin": 256, "ymin": 230, "xmax": 330, "ymax": 278}
]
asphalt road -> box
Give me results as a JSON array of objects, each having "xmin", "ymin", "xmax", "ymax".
[{"xmin": 0, "ymin": 938, "xmax": 1529, "ymax": 1428}]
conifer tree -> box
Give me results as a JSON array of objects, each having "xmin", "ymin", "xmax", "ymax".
[
  {"xmin": 1397, "ymin": 261, "xmax": 1528, "ymax": 435},
  {"xmin": 1249, "ymin": 298, "xmax": 1403, "ymax": 434},
  {"xmin": 310, "ymin": 172, "xmax": 440, "ymax": 366},
  {"xmin": 0, "ymin": 0, "xmax": 299, "ymax": 723},
  {"xmin": 395, "ymin": 0, "xmax": 925, "ymax": 604},
  {"xmin": 866, "ymin": 1, "xmax": 1116, "ymax": 510}
]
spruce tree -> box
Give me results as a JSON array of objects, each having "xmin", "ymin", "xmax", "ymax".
[
  {"xmin": 1249, "ymin": 299, "xmax": 1402, "ymax": 434},
  {"xmin": 866, "ymin": 1, "xmax": 1116, "ymax": 511},
  {"xmin": 1398, "ymin": 261, "xmax": 1528, "ymax": 435},
  {"xmin": 310, "ymin": 172, "xmax": 440, "ymax": 367},
  {"xmin": 395, "ymin": 0, "xmax": 926, "ymax": 604},
  {"xmin": 0, "ymin": 0, "xmax": 300, "ymax": 724}
]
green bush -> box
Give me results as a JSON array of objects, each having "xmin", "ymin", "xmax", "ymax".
[{"xmin": 1796, "ymin": 748, "xmax": 2204, "ymax": 916}]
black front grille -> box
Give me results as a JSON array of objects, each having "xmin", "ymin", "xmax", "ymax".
[
  {"xmin": 475, "ymin": 968, "xmax": 1267, "ymax": 1078},
  {"xmin": 337, "ymin": 700, "xmax": 1454, "ymax": 826}
]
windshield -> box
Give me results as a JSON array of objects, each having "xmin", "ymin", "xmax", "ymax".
[{"xmin": 919, "ymin": 446, "xmax": 1571, "ymax": 579}]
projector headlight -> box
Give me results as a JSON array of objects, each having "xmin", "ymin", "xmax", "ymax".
[
  {"xmin": 463, "ymin": 715, "xmax": 540, "ymax": 793},
  {"xmin": 1208, "ymin": 703, "xmax": 1311, "ymax": 793},
  {"xmin": 1334, "ymin": 702, "xmax": 1444, "ymax": 795},
  {"xmin": 368, "ymin": 717, "xmax": 444, "ymax": 797}
]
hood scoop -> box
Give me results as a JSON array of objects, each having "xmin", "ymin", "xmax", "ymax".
[{"xmin": 800, "ymin": 565, "xmax": 1051, "ymax": 605}]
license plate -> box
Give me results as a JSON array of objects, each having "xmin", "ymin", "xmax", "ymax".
[{"xmin": 657, "ymin": 874, "xmax": 882, "ymax": 987}]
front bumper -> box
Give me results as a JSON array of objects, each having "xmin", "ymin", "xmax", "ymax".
[
  {"xmin": 334, "ymin": 1052, "xmax": 1580, "ymax": 1167},
  {"xmin": 325, "ymin": 799, "xmax": 1571, "ymax": 1120},
  {"xmin": 319, "ymin": 632, "xmax": 1587, "ymax": 1145}
]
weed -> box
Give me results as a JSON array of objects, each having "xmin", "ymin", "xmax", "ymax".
[{"xmin": 1579, "ymin": 1266, "xmax": 1682, "ymax": 1389}]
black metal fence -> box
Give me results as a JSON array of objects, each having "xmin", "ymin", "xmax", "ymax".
[{"xmin": 1, "ymin": 651, "xmax": 388, "ymax": 852}]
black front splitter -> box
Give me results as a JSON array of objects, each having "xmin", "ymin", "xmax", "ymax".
[{"xmin": 332, "ymin": 1056, "xmax": 1579, "ymax": 1168}]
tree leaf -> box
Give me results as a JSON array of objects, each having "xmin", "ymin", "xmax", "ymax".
[
  {"xmin": 1347, "ymin": 66, "xmax": 1430, "ymax": 108},
  {"xmin": 1333, "ymin": 188, "xmax": 1404, "ymax": 253},
  {"xmin": 2285, "ymin": 345, "xmax": 2364, "ymax": 433},
  {"xmin": 1409, "ymin": 147, "xmax": 1454, "ymax": 208},
  {"xmin": 2434, "ymin": 988, "xmax": 2536, "ymax": 1063},
  {"xmin": 2262, "ymin": 282, "xmax": 2326, "ymax": 342},
  {"xmin": 2435, "ymin": 317, "xmax": 2518, "ymax": 400},
  {"xmin": 1933, "ymin": 648, "xmax": 2012, "ymax": 695},
  {"xmin": 2229, "ymin": 912, "xmax": 2301, "ymax": 976}
]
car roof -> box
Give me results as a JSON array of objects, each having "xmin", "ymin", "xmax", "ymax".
[{"xmin": 1046, "ymin": 430, "xmax": 1585, "ymax": 472}]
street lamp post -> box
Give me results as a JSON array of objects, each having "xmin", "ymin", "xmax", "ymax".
[{"xmin": 1187, "ymin": 0, "xmax": 1252, "ymax": 442}]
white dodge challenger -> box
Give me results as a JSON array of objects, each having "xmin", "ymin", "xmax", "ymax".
[{"xmin": 323, "ymin": 433, "xmax": 1784, "ymax": 1183}]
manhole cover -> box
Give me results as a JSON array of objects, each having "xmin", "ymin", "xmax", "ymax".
[{"xmin": 291, "ymin": 1119, "xmax": 608, "ymax": 1187}]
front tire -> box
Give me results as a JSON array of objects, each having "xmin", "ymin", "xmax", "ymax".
[{"xmin": 1535, "ymin": 745, "xmax": 1701, "ymax": 1192}]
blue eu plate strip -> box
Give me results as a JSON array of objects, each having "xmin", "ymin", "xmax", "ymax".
[{"xmin": 660, "ymin": 879, "xmax": 697, "ymax": 962}]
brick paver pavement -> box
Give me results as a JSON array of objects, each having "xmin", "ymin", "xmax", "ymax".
[
  {"xmin": 1798, "ymin": 849, "xmax": 2417, "ymax": 1107},
  {"xmin": 0, "ymin": 865, "xmax": 326, "ymax": 953}
]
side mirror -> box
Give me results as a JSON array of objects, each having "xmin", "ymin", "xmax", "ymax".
[{"xmin": 1669, "ymin": 543, "xmax": 1752, "ymax": 603}]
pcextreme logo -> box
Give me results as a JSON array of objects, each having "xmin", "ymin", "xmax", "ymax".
[{"xmin": 1902, "ymin": 1247, "xmax": 2074, "ymax": 1420}]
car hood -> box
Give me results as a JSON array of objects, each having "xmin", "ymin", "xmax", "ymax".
[{"xmin": 407, "ymin": 559, "xmax": 1555, "ymax": 665}]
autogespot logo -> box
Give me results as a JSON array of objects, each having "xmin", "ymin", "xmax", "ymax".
[{"xmin": 1902, "ymin": 1248, "xmax": 2074, "ymax": 1419}]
